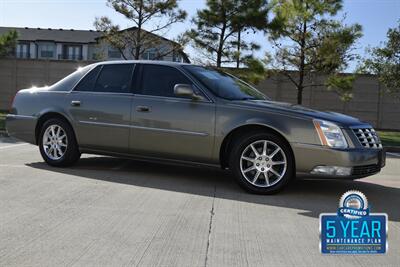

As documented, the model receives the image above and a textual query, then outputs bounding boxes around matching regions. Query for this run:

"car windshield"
[183,65,267,100]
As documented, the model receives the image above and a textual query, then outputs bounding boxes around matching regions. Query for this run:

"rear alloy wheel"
[39,118,80,167]
[42,124,68,160]
[229,132,294,194]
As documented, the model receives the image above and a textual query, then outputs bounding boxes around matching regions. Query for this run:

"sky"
[0,0,399,70]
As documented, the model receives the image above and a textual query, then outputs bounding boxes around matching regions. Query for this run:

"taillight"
[9,94,16,113]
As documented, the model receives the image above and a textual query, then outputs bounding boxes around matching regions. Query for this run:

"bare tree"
[94,0,187,60]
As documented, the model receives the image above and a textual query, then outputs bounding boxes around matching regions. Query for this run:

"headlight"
[313,120,348,148]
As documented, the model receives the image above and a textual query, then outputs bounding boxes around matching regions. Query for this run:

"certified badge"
[338,190,369,219]
[320,190,388,254]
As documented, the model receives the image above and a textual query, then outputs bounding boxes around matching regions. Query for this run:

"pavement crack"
[204,184,216,267]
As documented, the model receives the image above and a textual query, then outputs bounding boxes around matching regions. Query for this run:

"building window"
[16,43,30,58]
[172,52,183,62]
[108,47,122,59]
[38,43,55,58]
[63,45,82,60]
[142,49,162,60]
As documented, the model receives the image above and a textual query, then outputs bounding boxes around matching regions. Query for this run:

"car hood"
[232,99,368,127]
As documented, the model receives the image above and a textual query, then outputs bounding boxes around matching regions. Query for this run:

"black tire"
[38,118,81,167]
[229,131,295,194]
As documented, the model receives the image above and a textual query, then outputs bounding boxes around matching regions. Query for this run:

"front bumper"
[292,142,385,179]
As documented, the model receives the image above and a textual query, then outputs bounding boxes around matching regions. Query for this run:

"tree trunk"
[134,0,143,60]
[297,86,303,105]
[216,24,226,68]
[236,30,241,69]
[297,18,307,105]
[216,7,227,68]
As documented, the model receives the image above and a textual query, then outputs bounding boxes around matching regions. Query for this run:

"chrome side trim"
[131,124,209,136]
[79,120,208,137]
[79,120,130,128]
[6,114,36,119]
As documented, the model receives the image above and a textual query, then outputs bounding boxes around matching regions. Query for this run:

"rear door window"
[74,65,101,91]
[74,64,135,93]
[95,64,134,93]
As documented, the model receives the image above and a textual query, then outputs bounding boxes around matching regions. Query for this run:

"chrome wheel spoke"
[262,141,267,155]
[56,126,61,137]
[243,166,255,173]
[269,168,281,178]
[272,160,285,165]
[252,171,261,183]
[241,156,255,162]
[264,173,270,186]
[269,147,281,158]
[53,148,58,158]
[250,144,259,157]
[51,126,56,137]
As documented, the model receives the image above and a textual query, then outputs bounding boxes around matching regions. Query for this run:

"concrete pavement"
[0,139,399,266]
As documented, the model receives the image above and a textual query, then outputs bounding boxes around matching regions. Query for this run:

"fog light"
[311,166,352,176]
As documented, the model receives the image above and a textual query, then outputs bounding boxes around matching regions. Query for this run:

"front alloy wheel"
[229,132,294,194]
[240,140,287,187]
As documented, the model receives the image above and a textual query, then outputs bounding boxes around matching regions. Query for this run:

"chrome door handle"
[71,100,81,107]
[136,106,150,112]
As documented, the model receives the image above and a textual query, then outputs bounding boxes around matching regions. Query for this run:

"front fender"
[212,104,321,162]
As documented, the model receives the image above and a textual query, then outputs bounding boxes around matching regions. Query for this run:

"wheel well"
[219,124,295,169]
[35,112,73,144]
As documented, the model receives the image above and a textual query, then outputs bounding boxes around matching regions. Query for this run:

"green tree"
[223,57,268,84]
[267,0,362,104]
[361,21,400,94]
[0,30,18,58]
[95,0,187,60]
[230,0,269,68]
[187,0,269,67]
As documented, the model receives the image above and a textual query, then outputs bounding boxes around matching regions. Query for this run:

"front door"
[68,64,135,153]
[130,64,215,162]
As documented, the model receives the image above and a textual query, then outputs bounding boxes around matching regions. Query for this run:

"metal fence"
[1,58,399,130]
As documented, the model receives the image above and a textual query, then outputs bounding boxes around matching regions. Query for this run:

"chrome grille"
[352,128,382,148]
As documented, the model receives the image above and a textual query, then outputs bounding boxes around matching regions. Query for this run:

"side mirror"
[174,84,203,100]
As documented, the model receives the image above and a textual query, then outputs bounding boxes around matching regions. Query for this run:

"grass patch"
[378,131,400,147]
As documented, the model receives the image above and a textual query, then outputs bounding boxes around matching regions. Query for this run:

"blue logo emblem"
[320,190,388,254]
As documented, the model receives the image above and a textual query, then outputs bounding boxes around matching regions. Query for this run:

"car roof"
[93,60,193,67]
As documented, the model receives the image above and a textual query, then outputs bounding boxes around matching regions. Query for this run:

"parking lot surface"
[1,137,399,266]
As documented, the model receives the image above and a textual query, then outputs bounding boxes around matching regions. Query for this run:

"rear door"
[130,64,216,162]
[68,64,135,153]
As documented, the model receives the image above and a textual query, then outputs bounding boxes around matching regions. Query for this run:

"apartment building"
[0,26,189,63]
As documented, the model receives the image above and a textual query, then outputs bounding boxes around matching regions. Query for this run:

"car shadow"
[27,156,400,222]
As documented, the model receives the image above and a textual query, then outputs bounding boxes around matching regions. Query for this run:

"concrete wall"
[0,59,86,110]
[257,74,400,130]
[0,58,399,130]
